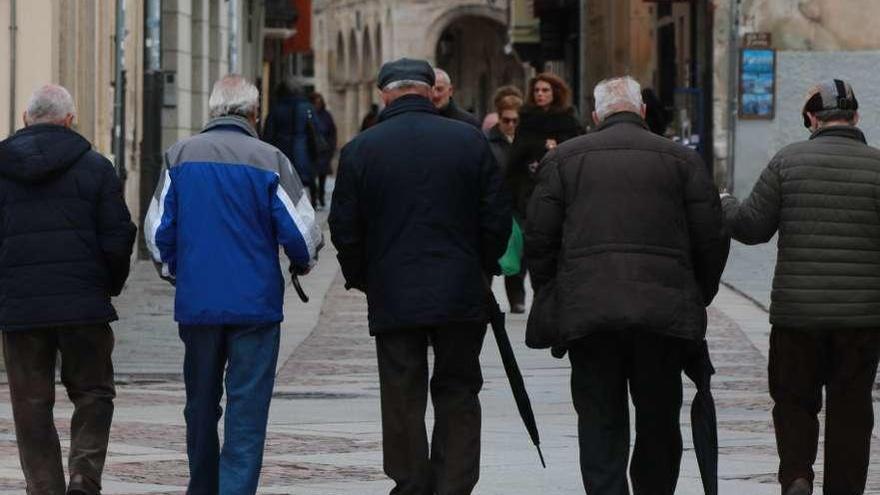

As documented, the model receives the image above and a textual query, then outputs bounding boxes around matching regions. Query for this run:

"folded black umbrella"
[487,291,546,468]
[684,340,718,495]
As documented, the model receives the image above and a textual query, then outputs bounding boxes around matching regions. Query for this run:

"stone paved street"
[0,231,879,493]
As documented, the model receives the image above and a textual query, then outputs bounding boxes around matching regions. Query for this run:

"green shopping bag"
[498,218,523,276]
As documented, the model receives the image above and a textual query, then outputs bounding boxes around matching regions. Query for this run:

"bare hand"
[545,139,558,150]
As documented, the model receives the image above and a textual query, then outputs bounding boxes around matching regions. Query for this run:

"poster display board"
[739,47,776,120]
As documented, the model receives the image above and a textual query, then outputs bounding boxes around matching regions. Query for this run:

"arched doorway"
[432,13,524,118]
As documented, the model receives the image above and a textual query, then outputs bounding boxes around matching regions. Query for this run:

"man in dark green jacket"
[722,79,880,495]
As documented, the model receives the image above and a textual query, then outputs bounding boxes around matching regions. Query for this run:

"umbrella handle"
[292,275,309,303]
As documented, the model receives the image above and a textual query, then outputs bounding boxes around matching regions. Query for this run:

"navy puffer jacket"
[0,124,137,330]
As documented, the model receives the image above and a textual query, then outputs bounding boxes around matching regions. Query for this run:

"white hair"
[593,76,643,120]
[433,68,451,85]
[209,74,259,118]
[382,80,432,92]
[25,84,76,125]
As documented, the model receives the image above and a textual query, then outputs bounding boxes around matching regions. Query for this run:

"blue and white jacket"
[144,116,323,325]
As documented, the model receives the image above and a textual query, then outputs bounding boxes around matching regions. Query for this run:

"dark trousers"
[504,257,528,307]
[769,327,880,494]
[375,324,487,495]
[569,331,686,495]
[3,325,115,495]
[317,173,328,207]
[179,323,280,495]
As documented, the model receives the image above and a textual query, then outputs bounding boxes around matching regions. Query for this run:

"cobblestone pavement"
[0,236,879,492]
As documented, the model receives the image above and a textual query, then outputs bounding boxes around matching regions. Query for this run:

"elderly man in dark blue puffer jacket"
[330,58,510,495]
[0,84,136,495]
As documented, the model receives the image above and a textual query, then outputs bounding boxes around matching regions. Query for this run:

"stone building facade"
[0,0,267,257]
[312,0,526,144]
[725,0,880,193]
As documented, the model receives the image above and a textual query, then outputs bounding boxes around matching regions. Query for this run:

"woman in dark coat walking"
[262,80,317,201]
[508,73,584,221]
[310,92,338,209]
[506,73,583,302]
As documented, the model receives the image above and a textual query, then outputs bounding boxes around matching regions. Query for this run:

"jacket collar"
[202,115,259,138]
[597,111,648,132]
[810,125,867,144]
[440,98,463,117]
[378,94,438,122]
[487,124,510,143]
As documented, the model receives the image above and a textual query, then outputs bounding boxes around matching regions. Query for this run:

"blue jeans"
[179,323,280,495]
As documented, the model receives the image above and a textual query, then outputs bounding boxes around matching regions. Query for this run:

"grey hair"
[433,68,451,85]
[594,76,643,120]
[25,84,76,125]
[382,80,432,92]
[209,74,259,118]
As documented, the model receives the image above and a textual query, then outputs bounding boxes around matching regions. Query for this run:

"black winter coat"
[525,112,728,342]
[439,99,481,129]
[486,124,513,175]
[508,105,583,220]
[0,124,137,330]
[723,126,880,330]
[329,95,511,334]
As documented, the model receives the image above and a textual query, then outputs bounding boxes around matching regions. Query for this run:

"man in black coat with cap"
[329,58,510,495]
[0,84,136,494]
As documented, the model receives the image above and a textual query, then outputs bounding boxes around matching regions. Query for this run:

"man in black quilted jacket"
[722,79,880,495]
[0,84,136,495]
[526,76,728,494]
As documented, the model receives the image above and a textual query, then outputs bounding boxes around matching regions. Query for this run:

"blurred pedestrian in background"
[482,85,524,132]
[146,74,322,495]
[432,68,482,128]
[526,76,727,494]
[487,93,528,313]
[507,73,583,300]
[722,79,880,495]
[641,87,670,136]
[263,78,320,205]
[330,58,510,495]
[361,103,380,131]
[310,92,338,210]
[0,84,136,495]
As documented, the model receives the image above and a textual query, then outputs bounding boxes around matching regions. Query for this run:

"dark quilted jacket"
[525,112,728,342]
[0,124,137,330]
[723,126,880,330]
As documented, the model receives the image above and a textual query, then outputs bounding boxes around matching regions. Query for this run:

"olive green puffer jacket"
[723,126,880,329]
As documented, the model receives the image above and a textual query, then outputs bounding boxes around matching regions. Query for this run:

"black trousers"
[569,331,687,495]
[769,327,880,494]
[375,324,487,495]
[3,325,116,495]
[317,173,328,207]
[504,257,528,308]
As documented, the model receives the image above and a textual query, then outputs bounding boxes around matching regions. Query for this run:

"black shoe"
[510,303,526,314]
[784,478,812,495]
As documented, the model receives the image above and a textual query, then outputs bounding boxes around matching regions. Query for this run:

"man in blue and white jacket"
[144,74,322,494]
